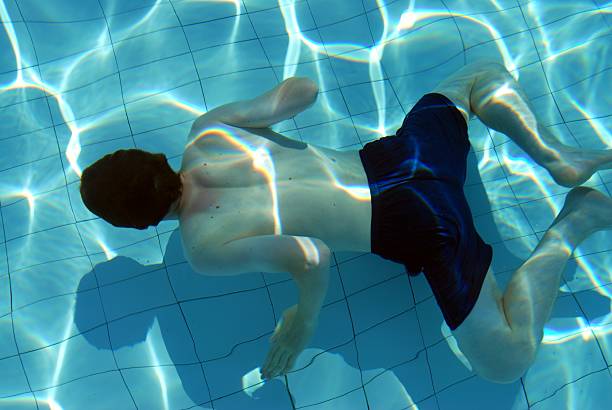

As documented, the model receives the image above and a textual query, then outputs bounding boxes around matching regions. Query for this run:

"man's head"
[79,149,182,230]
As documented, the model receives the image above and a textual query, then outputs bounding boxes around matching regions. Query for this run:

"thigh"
[451,268,515,370]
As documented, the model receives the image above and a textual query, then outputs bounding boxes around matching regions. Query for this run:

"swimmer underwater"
[79,62,612,384]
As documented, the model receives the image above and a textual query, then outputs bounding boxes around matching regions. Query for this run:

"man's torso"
[177,121,373,255]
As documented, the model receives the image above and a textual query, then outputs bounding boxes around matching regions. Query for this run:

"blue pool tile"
[6,224,86,272]
[180,287,273,361]
[99,268,176,321]
[525,0,605,40]
[17,289,103,349]
[0,356,29,397]
[0,0,21,22]
[174,0,239,26]
[45,370,137,410]
[0,127,58,174]
[573,284,612,327]
[347,274,414,334]
[516,62,554,101]
[48,73,124,125]
[0,97,53,139]
[56,114,132,155]
[21,326,116,391]
[183,15,256,51]
[0,264,8,314]
[464,30,539,68]
[0,393,37,410]
[133,119,194,159]
[0,23,37,71]
[115,27,189,71]
[271,58,338,91]
[554,66,611,123]
[120,53,199,103]
[0,152,63,201]
[464,149,507,186]
[309,300,355,351]
[201,67,278,109]
[356,309,424,382]
[293,88,349,128]
[0,312,17,359]
[167,262,265,302]
[0,72,44,108]
[259,29,323,67]
[427,339,473,392]
[489,234,537,276]
[415,295,446,346]
[202,335,272,400]
[318,14,375,50]
[337,252,406,296]
[10,256,94,311]
[109,305,198,368]
[125,82,205,134]
[566,113,612,150]
[122,363,211,410]
[388,54,465,106]
[409,273,434,304]
[193,39,271,79]
[249,0,315,37]
[437,375,528,410]
[473,205,534,244]
[298,117,360,149]
[286,342,365,409]
[561,250,612,295]
[107,2,179,43]
[98,0,161,15]
[523,295,608,404]
[308,0,364,27]
[213,378,293,410]
[455,6,528,50]
[18,0,104,21]
[529,368,612,409]
[27,20,110,64]
[351,105,406,144]
[327,48,386,88]
[465,179,518,217]
[342,80,401,116]
[363,349,435,409]
[303,388,368,410]
[2,188,76,241]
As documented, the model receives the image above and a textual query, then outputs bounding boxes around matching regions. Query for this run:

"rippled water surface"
[0,0,611,409]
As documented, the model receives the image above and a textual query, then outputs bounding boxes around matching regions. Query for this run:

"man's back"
[177,120,373,273]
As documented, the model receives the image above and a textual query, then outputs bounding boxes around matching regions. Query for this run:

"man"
[80,62,612,384]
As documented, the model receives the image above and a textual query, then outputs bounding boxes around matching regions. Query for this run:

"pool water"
[0,0,610,409]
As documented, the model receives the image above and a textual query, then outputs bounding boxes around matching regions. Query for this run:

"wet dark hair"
[79,149,182,230]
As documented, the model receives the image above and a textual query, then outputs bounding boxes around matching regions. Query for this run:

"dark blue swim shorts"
[358,93,493,330]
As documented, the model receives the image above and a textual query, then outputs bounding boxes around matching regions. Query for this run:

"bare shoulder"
[179,213,222,271]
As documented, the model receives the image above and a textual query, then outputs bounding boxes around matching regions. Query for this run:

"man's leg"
[434,62,612,187]
[502,187,612,359]
[456,187,612,384]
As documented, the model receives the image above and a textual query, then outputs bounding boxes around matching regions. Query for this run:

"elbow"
[287,77,319,101]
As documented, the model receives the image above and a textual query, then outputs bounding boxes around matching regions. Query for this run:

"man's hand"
[261,304,317,380]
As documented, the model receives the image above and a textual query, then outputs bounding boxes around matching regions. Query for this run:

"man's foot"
[552,187,612,237]
[545,147,612,188]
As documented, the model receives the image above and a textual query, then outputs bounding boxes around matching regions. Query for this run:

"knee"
[473,339,537,384]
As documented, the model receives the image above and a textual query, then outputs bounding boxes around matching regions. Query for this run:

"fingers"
[262,347,291,380]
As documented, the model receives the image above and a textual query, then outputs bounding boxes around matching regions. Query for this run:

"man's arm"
[188,234,331,323]
[193,77,319,130]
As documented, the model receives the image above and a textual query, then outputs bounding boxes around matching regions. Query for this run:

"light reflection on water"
[0,0,610,409]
